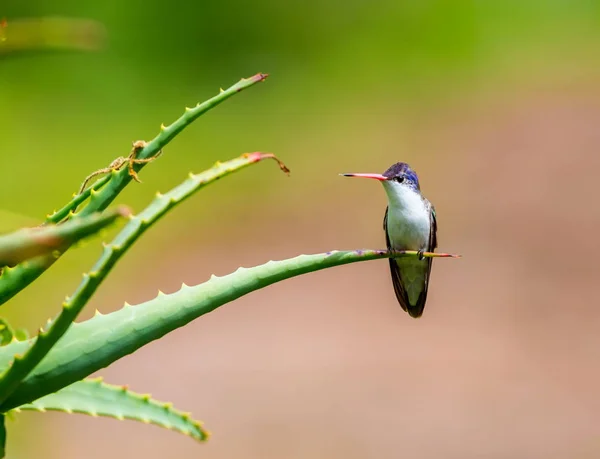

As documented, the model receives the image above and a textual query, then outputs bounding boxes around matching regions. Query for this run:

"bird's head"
[341,162,420,192]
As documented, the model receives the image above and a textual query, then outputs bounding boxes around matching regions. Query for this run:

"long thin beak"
[340,173,388,181]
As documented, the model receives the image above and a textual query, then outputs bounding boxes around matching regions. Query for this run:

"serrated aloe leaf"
[0,74,269,306]
[0,153,287,407]
[0,207,129,268]
[14,378,208,442]
[0,249,459,411]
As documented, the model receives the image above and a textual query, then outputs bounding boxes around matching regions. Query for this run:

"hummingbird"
[342,162,437,318]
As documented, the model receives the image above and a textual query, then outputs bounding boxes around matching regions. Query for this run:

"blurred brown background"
[2,1,600,458]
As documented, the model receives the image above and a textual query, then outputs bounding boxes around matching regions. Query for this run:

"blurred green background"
[2,1,600,458]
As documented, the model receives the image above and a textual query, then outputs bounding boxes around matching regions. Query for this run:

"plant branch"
[0,248,459,410]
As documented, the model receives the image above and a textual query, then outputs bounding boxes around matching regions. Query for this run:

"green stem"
[0,248,459,410]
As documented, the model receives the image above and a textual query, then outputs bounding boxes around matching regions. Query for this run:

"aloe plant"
[0,73,458,457]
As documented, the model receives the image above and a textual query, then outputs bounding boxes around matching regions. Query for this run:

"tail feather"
[388,259,428,318]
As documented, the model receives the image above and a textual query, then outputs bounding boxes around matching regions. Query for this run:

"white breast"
[383,182,430,250]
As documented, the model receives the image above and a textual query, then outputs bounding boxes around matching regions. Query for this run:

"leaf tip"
[247,152,290,175]
[251,73,269,82]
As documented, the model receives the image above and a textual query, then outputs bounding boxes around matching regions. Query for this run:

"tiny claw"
[417,250,425,260]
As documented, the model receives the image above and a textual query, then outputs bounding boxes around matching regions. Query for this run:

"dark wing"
[427,205,438,274]
[384,207,411,315]
[383,205,437,318]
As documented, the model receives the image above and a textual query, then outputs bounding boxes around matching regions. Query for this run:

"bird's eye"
[395,176,405,183]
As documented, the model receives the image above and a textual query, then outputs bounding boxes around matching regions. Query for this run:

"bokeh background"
[2,1,600,458]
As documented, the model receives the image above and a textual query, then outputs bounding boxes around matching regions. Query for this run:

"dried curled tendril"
[78,141,162,194]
